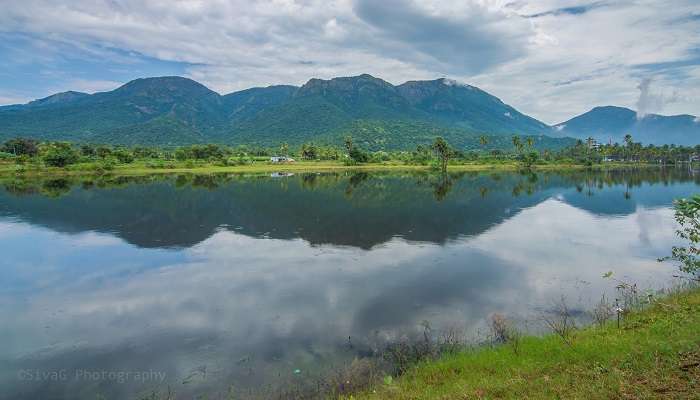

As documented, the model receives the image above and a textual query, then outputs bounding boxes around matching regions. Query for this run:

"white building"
[270,156,295,163]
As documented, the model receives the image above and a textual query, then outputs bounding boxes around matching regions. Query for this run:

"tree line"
[1,134,698,170]
[560,134,700,164]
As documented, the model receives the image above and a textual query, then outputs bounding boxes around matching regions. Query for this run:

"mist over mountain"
[0,75,696,149]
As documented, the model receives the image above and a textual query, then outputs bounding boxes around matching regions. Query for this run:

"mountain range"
[0,74,697,148]
[554,106,699,146]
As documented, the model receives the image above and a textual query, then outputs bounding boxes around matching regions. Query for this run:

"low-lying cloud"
[635,77,681,119]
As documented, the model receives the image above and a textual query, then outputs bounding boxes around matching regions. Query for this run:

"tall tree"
[2,138,39,156]
[479,135,489,148]
[431,136,453,173]
[301,143,317,160]
[624,134,633,161]
[344,135,354,153]
[526,137,534,149]
[512,136,523,154]
[660,195,700,279]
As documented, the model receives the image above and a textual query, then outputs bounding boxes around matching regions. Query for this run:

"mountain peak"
[589,105,635,114]
[557,105,699,145]
[438,78,476,89]
[27,91,89,107]
[114,76,217,98]
[301,73,389,87]
[297,74,396,98]
[397,78,503,106]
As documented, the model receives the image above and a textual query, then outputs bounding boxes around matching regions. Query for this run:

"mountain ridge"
[555,105,699,145]
[1,74,696,148]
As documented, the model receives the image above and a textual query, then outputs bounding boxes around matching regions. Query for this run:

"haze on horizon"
[0,0,699,124]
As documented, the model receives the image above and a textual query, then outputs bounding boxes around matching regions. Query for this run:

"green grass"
[347,288,700,400]
[0,159,648,178]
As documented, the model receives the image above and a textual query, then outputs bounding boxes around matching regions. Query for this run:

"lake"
[0,168,697,399]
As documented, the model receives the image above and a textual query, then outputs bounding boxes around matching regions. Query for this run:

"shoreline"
[0,161,670,178]
[344,287,700,399]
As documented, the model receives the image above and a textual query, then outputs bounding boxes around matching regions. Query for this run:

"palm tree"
[623,134,633,146]
[526,137,534,149]
[479,135,489,148]
[344,135,353,153]
[623,134,633,161]
[431,136,452,173]
[511,136,522,154]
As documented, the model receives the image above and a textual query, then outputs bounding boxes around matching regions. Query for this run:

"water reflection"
[1,168,696,250]
[0,167,697,399]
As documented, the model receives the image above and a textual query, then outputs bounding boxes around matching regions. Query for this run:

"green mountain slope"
[0,77,225,145]
[555,106,700,145]
[222,85,297,122]
[397,79,549,135]
[228,75,560,149]
[1,74,565,149]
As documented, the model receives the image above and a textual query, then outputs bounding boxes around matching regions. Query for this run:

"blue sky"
[0,0,699,124]
[0,32,188,100]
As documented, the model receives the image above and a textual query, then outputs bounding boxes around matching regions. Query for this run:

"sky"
[0,0,699,124]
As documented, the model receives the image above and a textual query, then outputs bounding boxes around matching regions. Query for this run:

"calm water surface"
[0,168,697,399]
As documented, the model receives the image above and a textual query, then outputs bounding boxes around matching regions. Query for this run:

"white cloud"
[635,77,681,118]
[0,95,30,105]
[61,79,122,94]
[0,0,698,122]
[467,0,700,122]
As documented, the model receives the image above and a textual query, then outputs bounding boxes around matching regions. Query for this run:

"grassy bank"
[346,288,700,400]
[0,159,658,178]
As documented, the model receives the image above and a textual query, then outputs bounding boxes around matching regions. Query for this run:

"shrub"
[349,148,369,163]
[591,295,614,328]
[42,143,79,167]
[661,195,700,279]
[112,149,135,164]
[16,155,32,165]
[1,138,39,156]
[541,296,577,345]
[146,161,175,169]
[520,151,540,168]
[96,146,113,158]
[91,160,115,175]
[489,313,523,354]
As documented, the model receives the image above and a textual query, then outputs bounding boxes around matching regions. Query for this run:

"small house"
[270,156,295,163]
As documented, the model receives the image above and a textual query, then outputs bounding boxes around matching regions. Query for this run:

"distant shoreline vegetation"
[1,135,699,176]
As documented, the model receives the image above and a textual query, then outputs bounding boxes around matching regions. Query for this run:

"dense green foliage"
[663,195,700,278]
[2,75,696,150]
[41,142,79,167]
[1,137,39,156]
[431,137,452,172]
[1,134,698,173]
[0,75,576,149]
[560,135,700,165]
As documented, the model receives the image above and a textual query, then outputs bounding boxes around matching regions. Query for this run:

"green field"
[0,159,654,178]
